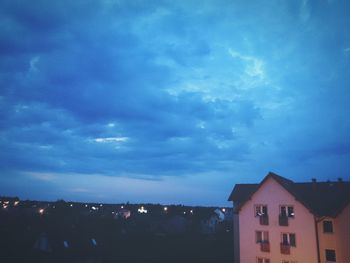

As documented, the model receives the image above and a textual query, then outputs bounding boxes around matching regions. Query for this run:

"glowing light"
[222,208,226,213]
[91,206,98,211]
[100,204,103,207]
[190,210,193,214]
[14,201,19,206]
[70,204,73,207]
[138,206,148,214]
[121,206,124,209]
[4,201,9,205]
[164,207,168,211]
[39,209,44,214]
[3,204,8,209]
[183,211,186,214]
[85,204,88,207]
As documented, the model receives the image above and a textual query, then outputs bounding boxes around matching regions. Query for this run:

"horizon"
[1,0,350,206]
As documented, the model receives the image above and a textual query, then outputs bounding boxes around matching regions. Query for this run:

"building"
[228,172,350,263]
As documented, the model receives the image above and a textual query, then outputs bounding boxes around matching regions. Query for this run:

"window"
[255,205,268,216]
[325,249,336,262]
[323,220,333,233]
[281,233,296,247]
[257,257,270,263]
[256,231,269,243]
[280,205,294,217]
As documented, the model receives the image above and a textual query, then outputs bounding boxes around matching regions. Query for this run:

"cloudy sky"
[1,0,350,206]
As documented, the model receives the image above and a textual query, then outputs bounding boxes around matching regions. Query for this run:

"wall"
[238,177,318,263]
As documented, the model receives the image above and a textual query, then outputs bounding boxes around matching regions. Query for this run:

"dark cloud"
[1,0,350,204]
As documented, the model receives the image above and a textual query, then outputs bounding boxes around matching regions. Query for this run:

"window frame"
[323,220,334,233]
[325,249,336,262]
[256,230,269,243]
[281,232,296,247]
[255,204,268,217]
[257,257,270,263]
[280,205,295,218]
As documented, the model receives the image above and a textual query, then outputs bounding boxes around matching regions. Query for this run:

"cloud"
[1,0,350,204]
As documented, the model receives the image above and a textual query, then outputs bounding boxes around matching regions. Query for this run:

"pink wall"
[335,203,350,263]
[317,203,350,263]
[238,177,318,263]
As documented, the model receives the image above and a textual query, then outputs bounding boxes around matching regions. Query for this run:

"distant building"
[228,172,350,263]
[200,209,224,234]
[115,208,131,219]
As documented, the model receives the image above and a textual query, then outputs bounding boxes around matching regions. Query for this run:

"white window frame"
[256,230,269,243]
[281,232,296,247]
[255,204,268,217]
[257,257,270,263]
[280,205,295,217]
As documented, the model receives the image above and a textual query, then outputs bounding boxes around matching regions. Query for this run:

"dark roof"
[228,172,350,217]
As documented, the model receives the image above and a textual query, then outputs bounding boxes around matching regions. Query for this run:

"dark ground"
[0,201,234,263]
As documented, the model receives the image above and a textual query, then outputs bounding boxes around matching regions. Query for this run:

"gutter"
[314,216,321,263]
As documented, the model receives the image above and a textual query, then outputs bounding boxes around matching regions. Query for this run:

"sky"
[1,0,350,206]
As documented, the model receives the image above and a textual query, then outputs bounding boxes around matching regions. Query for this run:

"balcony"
[279,215,288,226]
[259,215,269,225]
[260,241,270,252]
[280,243,291,254]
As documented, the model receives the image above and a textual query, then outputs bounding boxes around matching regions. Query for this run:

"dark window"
[280,205,294,217]
[281,206,287,217]
[257,258,270,263]
[287,206,294,217]
[256,231,269,243]
[255,205,268,216]
[281,233,296,246]
[323,220,333,233]
[289,233,296,247]
[325,249,336,262]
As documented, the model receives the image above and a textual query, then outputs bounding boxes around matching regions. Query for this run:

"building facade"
[228,172,350,263]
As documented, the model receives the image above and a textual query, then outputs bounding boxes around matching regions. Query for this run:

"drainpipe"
[314,216,321,263]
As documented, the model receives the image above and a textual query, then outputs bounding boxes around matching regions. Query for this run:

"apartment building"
[228,172,350,263]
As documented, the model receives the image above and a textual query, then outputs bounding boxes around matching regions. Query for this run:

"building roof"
[228,172,350,217]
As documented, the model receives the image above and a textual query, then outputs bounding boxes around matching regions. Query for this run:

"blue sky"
[1,0,350,206]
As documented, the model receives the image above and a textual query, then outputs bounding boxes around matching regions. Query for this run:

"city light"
[222,208,226,213]
[138,206,148,213]
[39,208,44,214]
[164,206,168,211]
[14,201,19,206]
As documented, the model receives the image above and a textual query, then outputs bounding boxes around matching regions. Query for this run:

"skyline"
[1,0,350,206]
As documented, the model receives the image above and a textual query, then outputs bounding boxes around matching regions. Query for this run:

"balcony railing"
[279,215,288,226]
[259,215,269,225]
[260,242,270,252]
[280,243,291,254]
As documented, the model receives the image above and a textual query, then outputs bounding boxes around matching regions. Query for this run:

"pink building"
[228,172,350,263]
